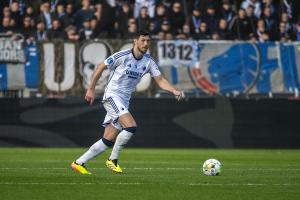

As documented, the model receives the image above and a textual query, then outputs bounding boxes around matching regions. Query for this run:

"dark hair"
[134,30,151,39]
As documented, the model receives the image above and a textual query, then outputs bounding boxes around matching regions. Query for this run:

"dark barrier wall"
[0,98,300,148]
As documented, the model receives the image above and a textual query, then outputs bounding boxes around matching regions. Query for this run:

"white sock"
[76,139,109,165]
[109,130,133,161]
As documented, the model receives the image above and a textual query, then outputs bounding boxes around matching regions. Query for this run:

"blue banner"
[158,41,300,95]
[0,39,39,90]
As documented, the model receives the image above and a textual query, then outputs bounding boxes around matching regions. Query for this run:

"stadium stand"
[0,0,300,42]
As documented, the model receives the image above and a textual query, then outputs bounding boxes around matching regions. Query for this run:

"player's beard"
[138,45,148,54]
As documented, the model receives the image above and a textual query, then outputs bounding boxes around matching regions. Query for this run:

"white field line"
[0,182,298,186]
[0,167,194,170]
[0,160,172,163]
[188,183,298,186]
[0,167,300,171]
[0,182,142,185]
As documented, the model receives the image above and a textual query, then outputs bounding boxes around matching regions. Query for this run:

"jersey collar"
[131,48,143,60]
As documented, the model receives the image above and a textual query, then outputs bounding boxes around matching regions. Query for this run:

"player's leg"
[75,124,119,164]
[71,124,119,174]
[101,96,135,173]
[106,113,137,173]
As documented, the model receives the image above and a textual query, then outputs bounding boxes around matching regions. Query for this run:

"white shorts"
[102,96,129,130]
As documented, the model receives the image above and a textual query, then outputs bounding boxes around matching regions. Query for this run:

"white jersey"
[103,48,161,105]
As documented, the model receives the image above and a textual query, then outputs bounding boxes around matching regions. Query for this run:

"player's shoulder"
[144,53,158,65]
[105,49,132,65]
[144,53,152,59]
[112,48,132,60]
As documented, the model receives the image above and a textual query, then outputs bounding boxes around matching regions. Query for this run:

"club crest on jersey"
[126,69,142,79]
[107,57,114,65]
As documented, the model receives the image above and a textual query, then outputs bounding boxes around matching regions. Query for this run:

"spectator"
[24,5,36,20]
[168,1,185,35]
[241,0,262,18]
[10,0,29,15]
[262,0,277,18]
[54,3,66,19]
[1,17,14,35]
[134,0,156,18]
[274,22,293,42]
[10,1,22,26]
[280,12,293,32]
[249,32,257,43]
[189,7,203,35]
[211,32,221,40]
[3,6,11,19]
[9,18,17,33]
[229,8,253,40]
[137,6,151,31]
[73,0,94,30]
[280,0,292,19]
[35,20,48,41]
[256,19,270,42]
[192,22,210,40]
[19,15,35,39]
[176,24,192,40]
[7,0,26,15]
[245,5,257,35]
[66,25,80,41]
[148,20,158,37]
[28,0,42,15]
[39,2,55,30]
[79,18,94,40]
[262,6,277,40]
[220,0,235,24]
[47,18,67,39]
[152,3,168,34]
[93,0,116,38]
[0,1,10,16]
[116,2,132,38]
[125,17,138,39]
[59,3,74,28]
[203,4,219,34]
[157,19,173,40]
[218,18,232,40]
[53,3,70,30]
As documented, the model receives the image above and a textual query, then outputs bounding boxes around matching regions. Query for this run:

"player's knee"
[124,126,137,133]
[101,137,114,147]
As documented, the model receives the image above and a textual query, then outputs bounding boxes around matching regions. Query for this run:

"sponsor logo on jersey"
[125,69,143,79]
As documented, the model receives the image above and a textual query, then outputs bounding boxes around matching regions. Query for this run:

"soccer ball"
[202,159,221,176]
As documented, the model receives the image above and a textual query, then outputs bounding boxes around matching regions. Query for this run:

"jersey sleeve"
[104,49,131,69]
[103,55,117,69]
[149,59,161,77]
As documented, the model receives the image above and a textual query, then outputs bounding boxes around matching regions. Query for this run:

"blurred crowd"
[1,0,300,42]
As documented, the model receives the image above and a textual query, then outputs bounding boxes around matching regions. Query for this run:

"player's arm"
[85,63,107,105]
[153,75,184,101]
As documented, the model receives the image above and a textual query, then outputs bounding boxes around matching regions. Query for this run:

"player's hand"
[173,90,185,101]
[85,88,95,105]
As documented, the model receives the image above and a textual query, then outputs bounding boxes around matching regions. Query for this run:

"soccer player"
[71,30,184,174]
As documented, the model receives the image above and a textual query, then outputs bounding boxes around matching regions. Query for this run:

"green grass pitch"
[0,148,299,200]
